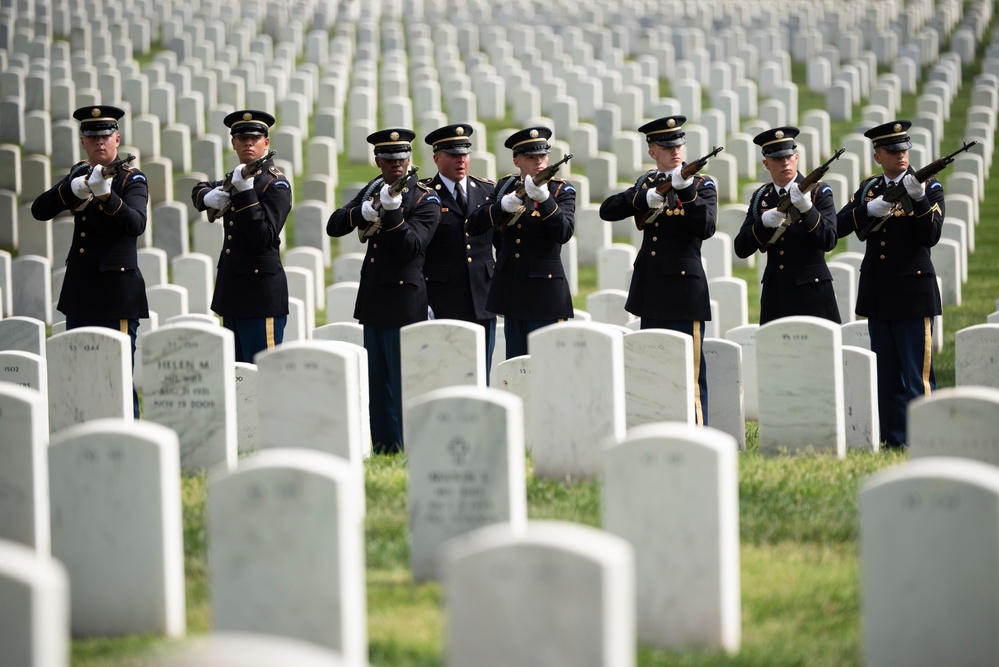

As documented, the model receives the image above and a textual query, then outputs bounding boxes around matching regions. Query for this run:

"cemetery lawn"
[72,442,908,667]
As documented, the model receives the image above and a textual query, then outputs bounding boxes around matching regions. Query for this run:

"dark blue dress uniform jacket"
[192,159,291,318]
[421,173,497,321]
[467,175,575,321]
[836,170,944,320]
[31,161,150,320]
[734,176,841,325]
[599,170,716,321]
[327,174,441,328]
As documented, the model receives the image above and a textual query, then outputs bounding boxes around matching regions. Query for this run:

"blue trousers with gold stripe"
[641,318,708,427]
[222,316,286,364]
[364,325,403,454]
[868,317,935,448]
[66,317,140,419]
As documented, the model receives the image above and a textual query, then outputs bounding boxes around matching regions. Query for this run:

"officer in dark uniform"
[467,126,575,360]
[326,128,441,454]
[192,109,291,363]
[421,123,498,381]
[31,104,148,418]
[598,115,716,426]
[837,120,944,449]
[734,126,841,325]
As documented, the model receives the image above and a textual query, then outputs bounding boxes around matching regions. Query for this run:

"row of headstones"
[7,382,999,665]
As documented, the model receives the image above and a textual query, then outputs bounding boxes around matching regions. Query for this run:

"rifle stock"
[494,153,573,232]
[635,146,723,230]
[855,140,978,241]
[761,148,845,251]
[207,150,277,222]
[358,166,419,243]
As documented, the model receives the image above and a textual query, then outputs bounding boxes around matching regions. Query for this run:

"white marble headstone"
[0,315,46,356]
[0,384,49,553]
[49,419,185,637]
[140,323,236,472]
[156,632,351,667]
[405,387,526,581]
[46,327,132,432]
[603,423,740,652]
[234,362,258,455]
[0,350,47,398]
[209,449,367,663]
[755,317,845,456]
[955,324,999,390]
[529,322,626,478]
[861,457,999,667]
[0,538,69,667]
[703,338,745,450]
[909,387,999,465]
[443,521,635,667]
[400,319,486,409]
[723,324,759,420]
[622,329,695,427]
[842,346,880,451]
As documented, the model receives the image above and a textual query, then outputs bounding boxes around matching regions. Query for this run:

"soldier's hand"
[646,188,665,208]
[788,182,813,213]
[523,175,550,203]
[70,175,91,199]
[867,196,894,218]
[379,184,402,210]
[501,192,524,213]
[761,208,784,229]
[668,166,694,190]
[361,199,379,222]
[231,165,255,192]
[203,186,230,211]
[87,165,113,197]
[902,174,926,200]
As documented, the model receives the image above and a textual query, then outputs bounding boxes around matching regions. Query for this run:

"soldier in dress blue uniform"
[327,128,441,454]
[467,126,575,360]
[837,120,944,449]
[599,115,716,426]
[734,126,841,326]
[31,104,148,418]
[192,110,292,363]
[421,123,498,381]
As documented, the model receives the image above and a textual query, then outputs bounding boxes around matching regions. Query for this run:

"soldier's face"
[874,147,909,180]
[649,144,684,172]
[513,153,548,177]
[433,151,470,183]
[762,152,798,185]
[80,131,120,165]
[232,134,269,164]
[376,156,411,182]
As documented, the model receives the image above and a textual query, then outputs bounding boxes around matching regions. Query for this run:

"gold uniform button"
[99,205,104,211]
[516,224,522,229]
[814,278,819,283]
[373,243,378,249]
[399,280,404,285]
[654,222,660,228]
[82,216,87,221]
[369,257,375,263]
[680,270,686,275]
[547,274,552,279]
[227,235,232,240]
[79,248,85,253]
[652,236,658,242]
[881,241,886,246]
[467,257,472,263]
[80,232,86,238]
[466,244,471,250]
[229,221,234,227]
[465,232,470,237]
[879,254,885,260]
[779,264,784,269]
[120,267,125,272]
[225,249,230,254]
[254,269,259,274]
[916,270,922,275]
[515,253,521,259]
[779,250,785,255]
[515,238,521,244]
[650,251,656,257]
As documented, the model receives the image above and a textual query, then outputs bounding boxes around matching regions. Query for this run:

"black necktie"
[778,187,787,198]
[887,180,895,189]
[454,181,466,211]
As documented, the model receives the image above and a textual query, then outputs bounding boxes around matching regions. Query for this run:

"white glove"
[87,165,112,197]
[867,196,894,219]
[501,192,524,213]
[669,166,694,190]
[761,208,785,229]
[203,186,230,210]
[523,175,550,203]
[70,175,91,199]
[902,173,925,200]
[361,199,379,222]
[646,187,665,208]
[379,184,402,210]
[788,182,812,213]
[231,164,255,192]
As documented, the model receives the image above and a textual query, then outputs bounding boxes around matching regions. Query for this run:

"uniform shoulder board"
[469,174,495,186]
[415,179,434,192]
[268,165,285,178]
[549,176,567,183]
[419,176,434,185]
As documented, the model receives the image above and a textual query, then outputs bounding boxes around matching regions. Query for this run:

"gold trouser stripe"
[921,317,933,395]
[692,321,704,426]
[118,319,128,334]
[265,318,276,349]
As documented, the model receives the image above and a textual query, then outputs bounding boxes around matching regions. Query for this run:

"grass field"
[57,14,999,667]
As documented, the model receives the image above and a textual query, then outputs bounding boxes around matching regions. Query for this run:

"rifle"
[762,147,846,251]
[207,149,276,222]
[635,146,723,230]
[856,140,978,241]
[494,153,573,232]
[358,165,419,243]
[73,153,137,210]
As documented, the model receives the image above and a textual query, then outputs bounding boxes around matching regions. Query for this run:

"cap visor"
[376,150,412,160]
[881,141,912,152]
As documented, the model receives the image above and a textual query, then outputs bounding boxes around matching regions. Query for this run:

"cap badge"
[893,123,902,132]
[775,130,784,139]
[91,108,101,117]
[456,127,464,135]
[243,112,252,121]
[390,131,400,141]
[529,129,539,139]
[667,119,676,128]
